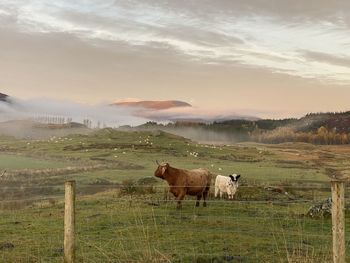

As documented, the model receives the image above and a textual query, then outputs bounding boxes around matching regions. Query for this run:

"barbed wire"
[78,229,332,239]
[0,195,64,203]
[0,194,338,203]
[0,195,344,203]
[0,184,340,189]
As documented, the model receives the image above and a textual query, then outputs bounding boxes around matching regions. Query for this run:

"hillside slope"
[135,112,350,144]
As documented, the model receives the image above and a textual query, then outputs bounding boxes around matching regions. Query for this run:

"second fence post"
[64,180,76,263]
[331,180,345,263]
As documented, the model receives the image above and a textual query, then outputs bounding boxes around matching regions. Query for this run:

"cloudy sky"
[1,0,350,118]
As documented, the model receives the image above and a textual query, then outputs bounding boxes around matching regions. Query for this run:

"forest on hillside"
[137,112,350,145]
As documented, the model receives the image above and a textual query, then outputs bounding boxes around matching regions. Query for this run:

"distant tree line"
[251,126,350,145]
[34,116,72,125]
[138,112,350,145]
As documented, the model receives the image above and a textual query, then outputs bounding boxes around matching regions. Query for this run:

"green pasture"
[0,155,66,170]
[0,129,349,262]
[0,190,341,263]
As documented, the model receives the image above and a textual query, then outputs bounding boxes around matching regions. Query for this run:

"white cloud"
[0,9,10,16]
[1,0,350,84]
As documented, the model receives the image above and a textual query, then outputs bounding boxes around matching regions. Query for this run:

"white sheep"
[215,174,241,199]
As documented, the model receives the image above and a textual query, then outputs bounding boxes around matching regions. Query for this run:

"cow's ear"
[236,175,241,180]
[229,175,234,181]
[161,166,167,175]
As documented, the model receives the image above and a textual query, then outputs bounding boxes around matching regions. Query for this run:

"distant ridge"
[0,93,9,103]
[113,100,192,110]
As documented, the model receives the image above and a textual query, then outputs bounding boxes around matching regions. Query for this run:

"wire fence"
[0,182,348,262]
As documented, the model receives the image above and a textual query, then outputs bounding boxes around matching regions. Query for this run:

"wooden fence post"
[331,180,345,263]
[64,181,76,263]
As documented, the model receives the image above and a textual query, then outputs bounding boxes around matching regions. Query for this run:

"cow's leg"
[176,191,186,209]
[219,191,223,199]
[195,195,201,207]
[203,187,209,207]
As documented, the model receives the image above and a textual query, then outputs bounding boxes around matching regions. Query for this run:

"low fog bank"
[0,96,303,143]
[0,120,243,143]
[0,96,256,142]
[0,97,148,128]
[166,127,245,144]
[125,126,248,145]
[138,106,260,123]
[0,120,93,139]
[0,97,152,138]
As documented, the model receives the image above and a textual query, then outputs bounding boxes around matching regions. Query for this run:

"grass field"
[0,129,349,262]
[0,155,67,170]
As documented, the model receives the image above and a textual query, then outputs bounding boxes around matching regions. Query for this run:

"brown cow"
[154,162,212,209]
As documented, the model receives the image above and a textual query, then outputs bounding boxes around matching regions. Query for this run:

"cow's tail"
[208,171,216,187]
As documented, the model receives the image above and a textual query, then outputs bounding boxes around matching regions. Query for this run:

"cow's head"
[229,174,241,183]
[154,161,169,179]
